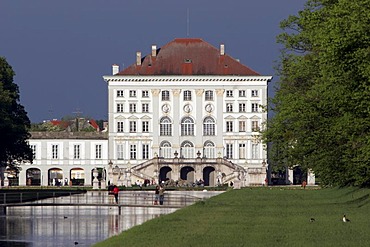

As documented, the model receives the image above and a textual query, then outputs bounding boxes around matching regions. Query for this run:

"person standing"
[159,186,165,205]
[108,184,114,203]
[113,185,120,204]
[302,180,307,189]
[154,185,160,205]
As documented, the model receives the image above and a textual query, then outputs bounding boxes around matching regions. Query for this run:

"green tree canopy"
[263,0,370,186]
[0,57,33,167]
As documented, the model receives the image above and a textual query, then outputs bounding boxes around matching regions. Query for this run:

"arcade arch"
[159,166,172,183]
[48,168,63,186]
[26,168,41,186]
[70,168,85,186]
[203,166,216,186]
[180,166,195,183]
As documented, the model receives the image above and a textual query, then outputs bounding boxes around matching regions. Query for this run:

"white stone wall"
[20,137,108,186]
[104,75,270,185]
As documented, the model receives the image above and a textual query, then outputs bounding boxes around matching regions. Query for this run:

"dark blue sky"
[0,0,305,123]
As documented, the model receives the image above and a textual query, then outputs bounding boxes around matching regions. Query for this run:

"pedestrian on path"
[302,180,307,189]
[154,185,160,205]
[113,185,120,204]
[159,186,165,205]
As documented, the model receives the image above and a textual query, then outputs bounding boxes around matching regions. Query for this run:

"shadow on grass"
[345,193,370,208]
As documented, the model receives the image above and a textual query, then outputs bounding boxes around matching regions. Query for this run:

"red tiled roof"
[117,38,260,76]
[88,119,100,131]
[50,120,69,129]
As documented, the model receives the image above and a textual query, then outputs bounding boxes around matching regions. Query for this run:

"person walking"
[159,186,165,205]
[113,185,120,204]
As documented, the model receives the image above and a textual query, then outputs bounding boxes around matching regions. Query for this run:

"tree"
[263,0,370,186]
[0,57,33,169]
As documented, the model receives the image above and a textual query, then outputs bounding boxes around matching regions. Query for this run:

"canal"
[0,190,222,246]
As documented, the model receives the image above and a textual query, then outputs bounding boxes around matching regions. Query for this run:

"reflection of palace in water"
[5,38,313,188]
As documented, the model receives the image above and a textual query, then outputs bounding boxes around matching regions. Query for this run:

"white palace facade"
[10,38,274,188]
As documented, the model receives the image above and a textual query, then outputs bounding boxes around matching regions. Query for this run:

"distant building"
[13,38,271,187]
[20,131,108,186]
[103,38,272,187]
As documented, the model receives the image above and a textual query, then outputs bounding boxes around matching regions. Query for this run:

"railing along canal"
[0,191,205,215]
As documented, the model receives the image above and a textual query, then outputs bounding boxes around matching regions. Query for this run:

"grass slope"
[93,187,370,247]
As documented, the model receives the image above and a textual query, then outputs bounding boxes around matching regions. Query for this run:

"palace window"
[129,103,137,113]
[181,117,194,136]
[130,144,137,160]
[117,103,124,113]
[205,90,214,101]
[226,90,233,97]
[226,144,233,159]
[129,121,137,133]
[142,121,149,133]
[226,121,233,132]
[142,144,149,159]
[181,141,194,158]
[52,145,58,159]
[203,141,215,158]
[252,120,259,131]
[239,143,246,159]
[252,144,259,159]
[117,90,124,97]
[74,145,80,159]
[239,90,246,97]
[30,145,36,159]
[160,117,172,136]
[129,90,136,97]
[95,144,102,159]
[251,103,259,112]
[142,103,149,113]
[184,90,192,101]
[203,117,215,136]
[251,90,259,97]
[226,103,233,112]
[160,141,172,158]
[142,90,149,98]
[117,144,124,160]
[239,103,246,112]
[117,121,124,132]
[239,120,246,132]
[162,90,170,101]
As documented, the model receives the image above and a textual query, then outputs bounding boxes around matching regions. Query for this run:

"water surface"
[0,190,222,246]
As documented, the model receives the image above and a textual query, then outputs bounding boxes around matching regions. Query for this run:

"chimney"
[136,51,142,66]
[151,44,157,57]
[112,64,119,75]
[220,44,225,56]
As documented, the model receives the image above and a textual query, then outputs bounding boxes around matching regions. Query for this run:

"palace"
[11,38,273,188]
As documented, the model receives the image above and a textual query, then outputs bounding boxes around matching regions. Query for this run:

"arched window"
[160,141,172,158]
[203,117,215,136]
[203,141,215,158]
[181,141,194,158]
[160,117,172,136]
[181,117,194,136]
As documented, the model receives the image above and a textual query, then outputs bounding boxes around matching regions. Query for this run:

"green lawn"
[93,187,370,247]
